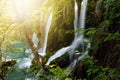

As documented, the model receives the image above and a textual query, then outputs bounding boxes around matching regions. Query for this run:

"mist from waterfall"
[46,0,89,66]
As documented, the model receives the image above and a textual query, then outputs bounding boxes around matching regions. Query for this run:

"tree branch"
[24,31,45,69]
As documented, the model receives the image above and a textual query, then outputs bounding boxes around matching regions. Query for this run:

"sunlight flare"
[4,0,36,21]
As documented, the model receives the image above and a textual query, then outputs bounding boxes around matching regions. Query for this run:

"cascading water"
[32,12,53,57]
[46,46,70,65]
[39,13,53,56]
[46,0,89,67]
[74,0,78,39]
[77,0,89,59]
[79,0,88,29]
[70,0,88,67]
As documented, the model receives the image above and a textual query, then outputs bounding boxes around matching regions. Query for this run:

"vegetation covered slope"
[0,0,120,80]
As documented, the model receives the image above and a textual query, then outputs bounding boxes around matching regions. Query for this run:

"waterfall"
[42,13,53,55]
[46,0,89,66]
[72,0,89,51]
[74,0,78,39]
[38,13,53,57]
[46,46,70,65]
[70,0,88,69]
[79,0,88,29]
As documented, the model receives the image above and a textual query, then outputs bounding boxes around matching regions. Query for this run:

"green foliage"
[85,28,98,42]
[103,0,120,20]
[0,60,16,80]
[84,1,120,79]
[85,28,97,36]
[0,12,25,60]
[28,61,70,80]
[81,55,120,80]
[49,66,70,80]
[85,20,119,52]
[30,59,42,75]
[104,32,120,42]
